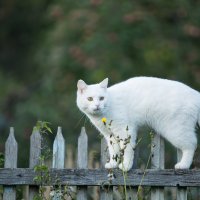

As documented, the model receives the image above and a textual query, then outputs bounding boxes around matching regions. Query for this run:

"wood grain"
[151,134,164,200]
[29,127,41,200]
[77,127,88,200]
[3,127,18,200]
[0,168,200,187]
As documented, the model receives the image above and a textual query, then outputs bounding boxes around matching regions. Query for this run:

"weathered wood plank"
[0,168,200,186]
[29,127,42,168]
[3,127,18,200]
[100,138,108,169]
[151,134,165,169]
[127,143,139,200]
[29,127,41,200]
[52,127,65,200]
[177,149,187,200]
[53,127,65,169]
[77,127,87,169]
[151,134,165,200]
[100,138,113,200]
[77,127,88,200]
[4,128,18,168]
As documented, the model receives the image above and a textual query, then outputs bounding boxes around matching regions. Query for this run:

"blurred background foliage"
[0,0,200,167]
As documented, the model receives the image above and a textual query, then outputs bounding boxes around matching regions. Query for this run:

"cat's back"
[108,76,200,99]
[109,77,179,92]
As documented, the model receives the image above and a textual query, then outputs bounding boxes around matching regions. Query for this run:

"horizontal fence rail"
[0,168,200,187]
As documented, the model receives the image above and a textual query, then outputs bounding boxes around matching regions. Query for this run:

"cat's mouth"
[93,108,100,111]
[91,108,102,115]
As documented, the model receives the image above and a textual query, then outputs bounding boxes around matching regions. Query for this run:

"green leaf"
[44,124,52,134]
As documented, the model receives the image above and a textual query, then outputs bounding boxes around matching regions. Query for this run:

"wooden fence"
[1,126,200,200]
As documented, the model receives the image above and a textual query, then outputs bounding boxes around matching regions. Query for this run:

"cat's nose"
[94,105,100,111]
[96,105,100,109]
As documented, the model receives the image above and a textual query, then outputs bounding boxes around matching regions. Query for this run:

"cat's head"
[76,78,108,116]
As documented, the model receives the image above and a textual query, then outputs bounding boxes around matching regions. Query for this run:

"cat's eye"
[87,97,93,101]
[99,96,104,101]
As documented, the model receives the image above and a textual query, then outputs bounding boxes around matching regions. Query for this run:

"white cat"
[76,77,200,171]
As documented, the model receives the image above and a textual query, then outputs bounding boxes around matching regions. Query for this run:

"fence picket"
[29,127,41,200]
[53,127,65,168]
[3,127,18,200]
[100,138,113,200]
[127,187,138,200]
[52,126,65,200]
[77,127,88,200]
[177,149,187,200]
[127,147,139,200]
[151,134,165,200]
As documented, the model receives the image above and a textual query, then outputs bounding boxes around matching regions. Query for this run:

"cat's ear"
[99,78,108,89]
[77,80,87,93]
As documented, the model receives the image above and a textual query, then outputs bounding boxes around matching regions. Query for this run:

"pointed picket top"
[77,127,88,169]
[79,127,87,141]
[55,126,64,141]
[30,126,41,140]
[5,127,17,147]
[9,127,14,135]
[29,126,41,168]
[4,127,18,168]
[52,126,65,168]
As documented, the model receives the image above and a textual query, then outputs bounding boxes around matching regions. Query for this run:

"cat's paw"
[105,161,118,169]
[118,162,132,172]
[175,162,190,169]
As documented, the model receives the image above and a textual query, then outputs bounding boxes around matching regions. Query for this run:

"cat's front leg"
[105,136,120,169]
[118,134,136,172]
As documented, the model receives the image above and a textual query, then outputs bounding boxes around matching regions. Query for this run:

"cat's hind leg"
[163,127,197,169]
[175,149,195,169]
[173,131,197,169]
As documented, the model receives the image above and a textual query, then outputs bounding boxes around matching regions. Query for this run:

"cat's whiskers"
[74,113,86,128]
[84,116,89,127]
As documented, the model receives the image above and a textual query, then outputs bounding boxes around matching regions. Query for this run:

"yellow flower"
[102,117,107,124]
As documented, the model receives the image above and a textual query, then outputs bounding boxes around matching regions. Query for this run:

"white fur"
[77,77,200,171]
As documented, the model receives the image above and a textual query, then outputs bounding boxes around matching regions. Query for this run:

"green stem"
[122,167,128,200]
